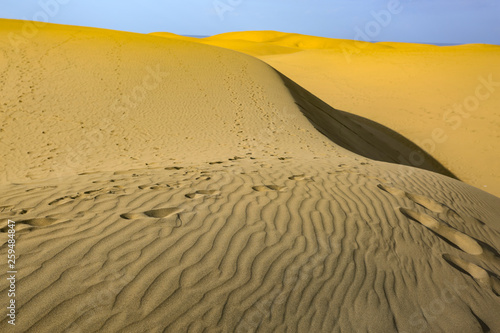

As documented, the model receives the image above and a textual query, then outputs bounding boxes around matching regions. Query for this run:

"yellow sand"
[177,31,500,197]
[1,20,500,332]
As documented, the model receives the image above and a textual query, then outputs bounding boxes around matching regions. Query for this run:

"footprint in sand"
[0,207,30,217]
[17,217,58,227]
[378,183,446,214]
[113,169,147,176]
[185,190,221,199]
[120,207,184,227]
[48,194,81,206]
[252,185,287,192]
[48,186,126,206]
[0,223,32,235]
[138,183,177,190]
[404,192,446,214]
[399,207,500,294]
[0,216,60,234]
[24,185,57,193]
[165,166,183,170]
[0,205,14,212]
[288,174,312,181]
[442,254,500,297]
[400,207,500,265]
[399,208,484,255]
[378,183,485,225]
[378,183,500,295]
[378,184,410,199]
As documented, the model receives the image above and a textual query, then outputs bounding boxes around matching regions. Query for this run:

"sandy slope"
[190,31,500,197]
[1,20,500,332]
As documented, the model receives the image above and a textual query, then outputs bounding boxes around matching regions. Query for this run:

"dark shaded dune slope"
[278,71,458,179]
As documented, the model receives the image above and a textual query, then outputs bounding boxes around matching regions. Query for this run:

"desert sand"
[173,31,500,197]
[1,20,500,332]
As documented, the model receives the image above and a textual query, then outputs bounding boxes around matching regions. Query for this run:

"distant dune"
[1,20,500,332]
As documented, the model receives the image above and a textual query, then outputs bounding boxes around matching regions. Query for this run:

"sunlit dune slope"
[1,21,453,185]
[182,31,500,197]
[1,20,500,333]
[1,21,343,184]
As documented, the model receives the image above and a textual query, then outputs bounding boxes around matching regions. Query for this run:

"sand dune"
[1,20,500,332]
[190,31,500,197]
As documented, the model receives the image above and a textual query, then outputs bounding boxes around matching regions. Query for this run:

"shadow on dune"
[277,71,458,180]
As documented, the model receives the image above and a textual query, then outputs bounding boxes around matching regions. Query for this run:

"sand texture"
[1,20,500,332]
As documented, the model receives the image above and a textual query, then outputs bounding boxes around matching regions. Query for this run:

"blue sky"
[0,0,499,44]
